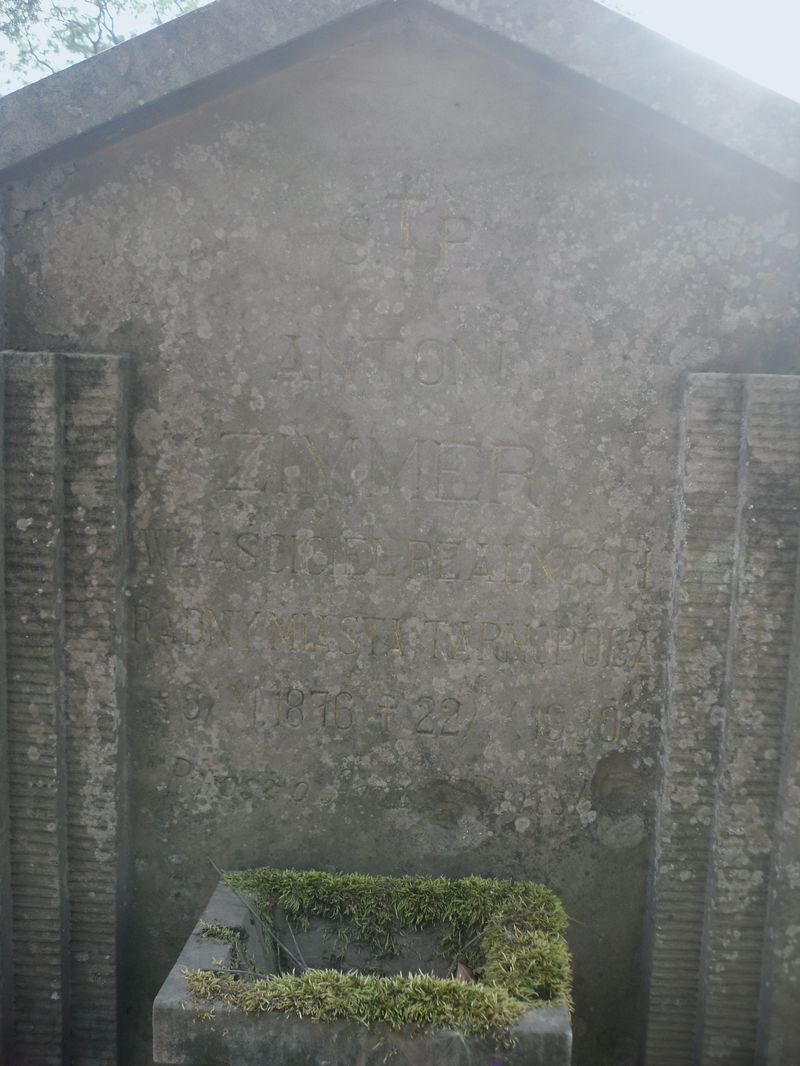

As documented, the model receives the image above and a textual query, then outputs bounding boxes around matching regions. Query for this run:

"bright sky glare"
[597,0,800,102]
[1,0,799,104]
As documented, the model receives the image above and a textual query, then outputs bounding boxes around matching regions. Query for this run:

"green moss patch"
[185,867,571,1043]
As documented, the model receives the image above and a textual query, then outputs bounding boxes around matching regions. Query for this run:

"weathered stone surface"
[647,374,800,1066]
[0,359,11,1066]
[760,548,800,1066]
[2,0,799,184]
[0,351,128,1065]
[2,352,68,1065]
[152,881,573,1066]
[62,355,129,1064]
[645,374,744,1064]
[0,2,798,1065]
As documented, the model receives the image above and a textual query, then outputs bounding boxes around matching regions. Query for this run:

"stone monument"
[0,1,798,1064]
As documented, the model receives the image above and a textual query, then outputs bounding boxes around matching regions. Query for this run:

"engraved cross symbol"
[376,695,397,732]
[386,173,427,203]
[387,173,427,246]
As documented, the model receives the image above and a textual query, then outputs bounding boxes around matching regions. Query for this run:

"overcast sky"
[597,0,800,102]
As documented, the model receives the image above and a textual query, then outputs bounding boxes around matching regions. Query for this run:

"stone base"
[153,881,572,1066]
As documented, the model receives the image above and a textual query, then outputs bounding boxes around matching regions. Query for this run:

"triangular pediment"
[0,0,798,187]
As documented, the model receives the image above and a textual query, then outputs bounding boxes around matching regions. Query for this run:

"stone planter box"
[153,878,572,1066]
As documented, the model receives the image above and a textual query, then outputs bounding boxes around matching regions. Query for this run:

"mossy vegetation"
[199,921,254,973]
[184,867,572,1043]
[199,920,243,949]
[185,967,533,1041]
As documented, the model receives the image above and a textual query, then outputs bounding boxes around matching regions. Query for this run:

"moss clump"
[225,868,568,970]
[200,921,243,950]
[184,968,530,1042]
[187,867,571,1043]
[199,921,254,973]
[481,921,573,1003]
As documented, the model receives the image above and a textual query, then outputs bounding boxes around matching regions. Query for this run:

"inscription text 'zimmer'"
[219,431,535,503]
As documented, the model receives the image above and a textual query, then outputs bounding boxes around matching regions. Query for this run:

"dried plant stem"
[207,858,306,972]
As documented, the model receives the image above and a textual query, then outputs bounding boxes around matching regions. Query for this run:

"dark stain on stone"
[591,752,647,816]
[419,779,486,828]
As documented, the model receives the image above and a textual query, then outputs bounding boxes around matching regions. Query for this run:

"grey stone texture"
[0,352,128,1063]
[2,0,799,183]
[647,375,800,1066]
[2,353,68,1064]
[0,1,798,1064]
[152,881,572,1065]
[760,542,800,1066]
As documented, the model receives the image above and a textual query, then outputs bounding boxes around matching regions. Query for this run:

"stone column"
[0,351,128,1066]
[647,373,800,1066]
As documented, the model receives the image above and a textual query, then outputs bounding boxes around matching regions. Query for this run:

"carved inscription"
[217,431,535,503]
[165,683,627,746]
[528,702,623,746]
[141,526,649,592]
[335,175,474,266]
[166,756,309,807]
[139,171,657,853]
[227,683,475,737]
[132,604,655,669]
[269,331,507,387]
[275,333,353,379]
[426,619,653,667]
[267,613,406,657]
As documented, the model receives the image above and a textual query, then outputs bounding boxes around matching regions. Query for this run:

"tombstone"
[0,1,798,1064]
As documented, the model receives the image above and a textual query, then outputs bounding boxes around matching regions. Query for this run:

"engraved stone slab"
[2,5,799,1066]
[647,374,800,1066]
[114,18,665,1060]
